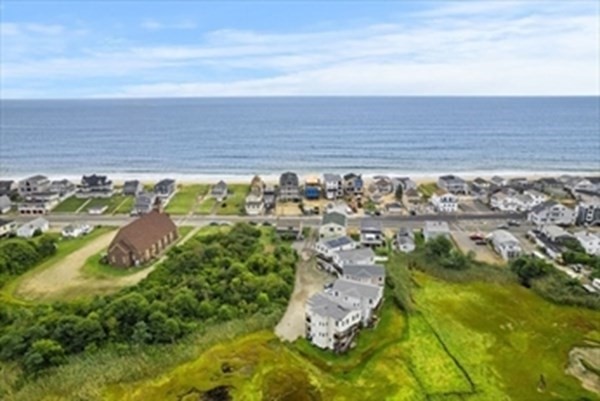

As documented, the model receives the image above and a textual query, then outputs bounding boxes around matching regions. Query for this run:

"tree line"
[0,235,57,287]
[0,224,297,375]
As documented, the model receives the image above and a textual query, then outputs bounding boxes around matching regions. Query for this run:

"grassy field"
[196,197,218,215]
[86,195,132,214]
[0,227,114,304]
[52,196,89,213]
[112,196,134,214]
[215,184,249,215]
[164,184,208,214]
[417,182,438,199]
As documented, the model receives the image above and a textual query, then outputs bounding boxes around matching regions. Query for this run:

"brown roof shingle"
[109,211,177,255]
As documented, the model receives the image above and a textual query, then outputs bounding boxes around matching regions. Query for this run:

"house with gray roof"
[18,175,50,197]
[154,179,176,202]
[319,211,347,238]
[123,180,143,196]
[315,236,356,259]
[360,219,384,247]
[528,200,576,226]
[489,229,522,260]
[16,217,49,238]
[323,173,343,200]
[279,172,301,202]
[342,264,385,287]
[77,174,114,198]
[329,278,384,325]
[332,247,376,271]
[423,221,451,241]
[394,227,415,253]
[438,175,469,195]
[49,179,76,199]
[211,180,228,201]
[343,173,363,196]
[132,192,157,215]
[0,219,16,237]
[0,180,17,197]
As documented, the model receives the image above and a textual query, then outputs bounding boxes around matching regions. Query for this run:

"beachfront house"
[304,176,322,200]
[154,179,176,202]
[263,185,277,211]
[323,174,343,200]
[423,221,451,241]
[319,211,347,239]
[575,201,600,226]
[62,224,92,238]
[394,227,416,253]
[437,175,469,195]
[16,217,49,238]
[0,219,16,237]
[532,177,566,197]
[211,180,228,202]
[404,188,422,204]
[305,292,362,352]
[18,175,51,197]
[523,189,548,206]
[123,180,143,196]
[108,211,178,268]
[371,176,394,195]
[489,229,522,260]
[77,174,114,198]
[49,179,76,199]
[0,180,17,197]
[245,178,264,216]
[360,219,384,247]
[430,191,458,213]
[343,173,363,196]
[341,264,385,287]
[574,231,600,255]
[279,172,301,202]
[0,195,11,214]
[132,192,158,215]
[393,177,418,192]
[528,201,576,226]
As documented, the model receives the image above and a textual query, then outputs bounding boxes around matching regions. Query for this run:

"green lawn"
[196,197,218,215]
[1,227,115,304]
[112,196,135,214]
[418,182,439,199]
[52,196,89,213]
[165,184,208,214]
[215,184,249,215]
[86,195,132,214]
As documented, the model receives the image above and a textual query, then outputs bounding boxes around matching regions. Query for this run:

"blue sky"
[1,1,598,98]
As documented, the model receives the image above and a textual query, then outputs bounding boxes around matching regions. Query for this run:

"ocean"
[1,97,599,180]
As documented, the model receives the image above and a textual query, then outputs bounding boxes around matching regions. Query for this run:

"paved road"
[13,211,527,229]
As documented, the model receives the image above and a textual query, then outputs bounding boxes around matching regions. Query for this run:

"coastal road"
[13,211,527,229]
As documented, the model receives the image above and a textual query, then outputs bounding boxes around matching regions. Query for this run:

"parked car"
[507,220,520,227]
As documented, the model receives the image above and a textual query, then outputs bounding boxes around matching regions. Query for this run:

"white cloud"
[140,18,197,31]
[1,1,599,98]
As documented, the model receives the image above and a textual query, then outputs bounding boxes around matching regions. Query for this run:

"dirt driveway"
[275,237,331,342]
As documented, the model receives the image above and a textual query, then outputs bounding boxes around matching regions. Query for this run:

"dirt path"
[275,233,331,342]
[566,346,600,395]
[16,227,200,301]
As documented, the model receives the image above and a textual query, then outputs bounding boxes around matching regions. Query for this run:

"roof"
[82,174,111,186]
[490,229,520,245]
[212,180,228,192]
[323,173,342,183]
[22,175,48,183]
[322,211,347,227]
[473,177,489,185]
[439,174,466,183]
[19,217,48,230]
[280,172,299,186]
[336,247,375,263]
[343,173,361,181]
[404,188,420,197]
[530,200,560,214]
[155,178,175,187]
[322,236,354,249]
[542,225,572,239]
[424,221,450,233]
[360,219,382,232]
[396,227,414,238]
[0,218,14,227]
[332,278,381,299]
[524,189,545,197]
[307,292,357,321]
[305,176,320,185]
[343,264,385,280]
[109,211,177,254]
[0,195,11,208]
[574,231,600,242]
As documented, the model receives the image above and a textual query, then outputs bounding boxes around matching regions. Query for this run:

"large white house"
[423,221,451,241]
[341,264,385,287]
[430,192,458,213]
[329,278,384,325]
[319,211,347,238]
[528,201,576,226]
[332,247,376,270]
[574,231,600,256]
[489,229,522,260]
[16,217,49,238]
[314,236,356,259]
[305,292,362,352]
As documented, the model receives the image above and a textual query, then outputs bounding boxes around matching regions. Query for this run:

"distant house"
[341,264,385,287]
[263,185,277,211]
[49,179,76,199]
[574,231,600,256]
[329,278,384,325]
[423,221,451,241]
[523,189,547,207]
[154,179,176,202]
[107,211,178,268]
[575,200,600,226]
[490,176,506,187]
[0,219,16,237]
[314,236,356,259]
[437,175,469,195]
[323,174,343,200]
[332,248,376,271]
[16,217,49,238]
[279,172,301,202]
[0,195,11,214]
[430,191,458,213]
[360,219,384,247]
[490,189,524,212]
[489,229,522,260]
[533,177,566,197]
[506,177,531,191]
[305,292,361,352]
[77,175,114,198]
[528,201,576,226]
[404,187,421,204]
[132,192,158,215]
[319,211,347,238]
[393,177,417,192]
[385,202,404,214]
[18,200,54,215]
[275,220,303,239]
[305,176,322,200]
[211,180,228,202]
[394,227,415,253]
[370,176,393,195]
[343,173,363,196]
[539,224,573,243]
[472,177,490,190]
[123,180,143,196]
[245,184,264,216]
[0,180,17,197]
[62,224,92,238]
[18,175,51,197]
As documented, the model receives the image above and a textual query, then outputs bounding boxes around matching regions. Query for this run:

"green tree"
[424,236,453,259]
[395,185,404,201]
[23,339,66,374]
[132,321,152,345]
[510,256,550,287]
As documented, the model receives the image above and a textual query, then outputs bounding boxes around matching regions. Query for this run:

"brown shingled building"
[107,210,178,268]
